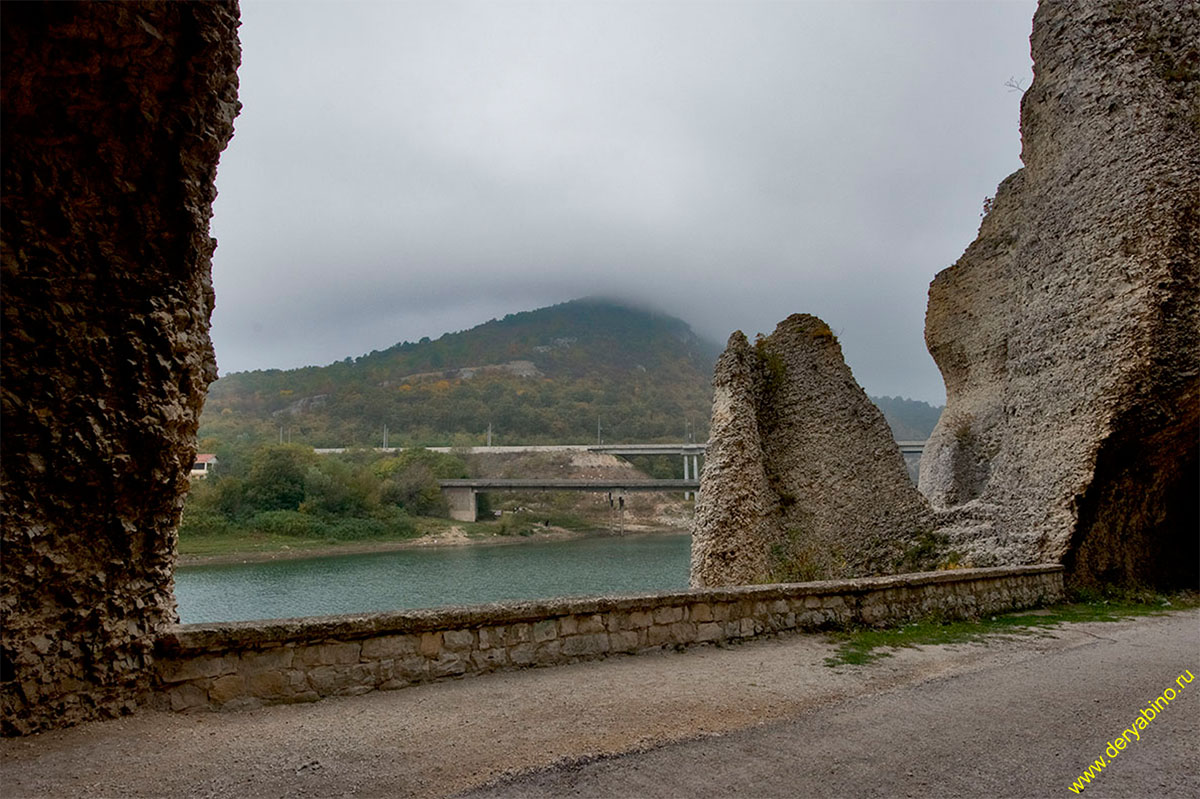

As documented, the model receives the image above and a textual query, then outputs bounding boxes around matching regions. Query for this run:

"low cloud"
[210,0,1036,404]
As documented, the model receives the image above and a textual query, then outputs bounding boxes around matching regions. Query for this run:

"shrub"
[178,508,232,537]
[324,517,389,540]
[249,510,326,538]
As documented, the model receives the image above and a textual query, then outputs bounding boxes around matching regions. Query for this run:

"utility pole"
[383,424,389,449]
[486,422,493,447]
[597,417,602,445]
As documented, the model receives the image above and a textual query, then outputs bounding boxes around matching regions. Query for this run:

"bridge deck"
[438,479,701,491]
[318,440,926,456]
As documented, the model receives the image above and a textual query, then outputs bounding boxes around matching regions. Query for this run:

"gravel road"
[2,609,1196,798]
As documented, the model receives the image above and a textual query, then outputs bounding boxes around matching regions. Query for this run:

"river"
[174,532,692,623]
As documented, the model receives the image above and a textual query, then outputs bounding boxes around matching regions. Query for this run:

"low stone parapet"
[152,565,1063,713]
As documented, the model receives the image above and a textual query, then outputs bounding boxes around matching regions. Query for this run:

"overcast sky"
[209,0,1036,405]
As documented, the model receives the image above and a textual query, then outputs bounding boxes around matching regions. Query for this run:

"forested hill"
[197,298,944,450]
[199,299,724,448]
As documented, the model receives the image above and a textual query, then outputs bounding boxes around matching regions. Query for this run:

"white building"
[189,453,217,479]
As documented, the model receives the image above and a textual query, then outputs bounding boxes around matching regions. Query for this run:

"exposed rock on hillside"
[1,3,240,734]
[691,316,934,587]
[920,0,1199,587]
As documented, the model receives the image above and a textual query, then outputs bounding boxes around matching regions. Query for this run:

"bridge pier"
[683,454,701,500]
[445,486,477,523]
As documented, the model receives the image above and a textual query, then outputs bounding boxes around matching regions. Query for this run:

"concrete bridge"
[316,441,925,456]
[323,441,928,520]
[439,478,702,523]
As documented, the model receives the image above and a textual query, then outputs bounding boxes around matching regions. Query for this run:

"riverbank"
[177,520,689,568]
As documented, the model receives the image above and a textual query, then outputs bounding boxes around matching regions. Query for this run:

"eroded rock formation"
[1,2,240,734]
[691,316,935,587]
[920,0,1199,587]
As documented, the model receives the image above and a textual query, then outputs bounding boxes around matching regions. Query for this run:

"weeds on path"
[823,590,1200,667]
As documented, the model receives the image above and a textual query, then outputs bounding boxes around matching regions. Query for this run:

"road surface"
[2,609,1196,798]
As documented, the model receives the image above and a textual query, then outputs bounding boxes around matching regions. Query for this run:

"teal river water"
[174,532,692,624]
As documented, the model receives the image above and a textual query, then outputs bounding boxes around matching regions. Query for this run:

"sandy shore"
[177,523,688,568]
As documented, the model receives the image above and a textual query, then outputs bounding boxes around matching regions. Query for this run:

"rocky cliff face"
[920,0,1199,587]
[1,2,240,734]
[691,316,934,587]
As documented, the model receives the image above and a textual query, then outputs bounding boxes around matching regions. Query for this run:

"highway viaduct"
[377,441,928,523]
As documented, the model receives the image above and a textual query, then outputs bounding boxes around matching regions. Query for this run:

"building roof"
[194,453,218,463]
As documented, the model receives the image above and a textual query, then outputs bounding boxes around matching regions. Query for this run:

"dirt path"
[467,609,1200,799]
[2,611,1196,798]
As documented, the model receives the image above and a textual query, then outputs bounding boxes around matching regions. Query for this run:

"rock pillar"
[691,316,935,587]
[1,2,241,734]
[920,0,1199,588]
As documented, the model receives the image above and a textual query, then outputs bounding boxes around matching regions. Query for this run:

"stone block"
[609,631,639,652]
[561,633,609,657]
[504,623,532,645]
[470,648,508,671]
[308,663,377,695]
[670,622,698,644]
[374,659,396,683]
[696,622,723,642]
[578,615,606,634]
[558,616,579,636]
[508,643,537,666]
[628,611,654,628]
[295,642,361,666]
[443,629,475,652]
[689,603,714,623]
[338,685,374,697]
[419,632,443,657]
[477,627,499,650]
[239,647,294,674]
[532,620,557,642]
[208,674,246,705]
[646,625,674,647]
[286,691,322,705]
[430,654,465,678]
[158,654,236,684]
[535,640,562,662]
[652,606,684,625]
[361,635,419,660]
[166,682,208,712]
[248,670,290,700]
[605,613,629,631]
[395,656,429,682]
[285,670,308,691]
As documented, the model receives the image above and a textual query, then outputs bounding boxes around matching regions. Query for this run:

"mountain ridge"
[198,298,941,449]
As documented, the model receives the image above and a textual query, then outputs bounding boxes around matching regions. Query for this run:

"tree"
[244,444,315,512]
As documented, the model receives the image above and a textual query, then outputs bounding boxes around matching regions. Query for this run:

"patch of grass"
[178,531,350,557]
[823,592,1200,667]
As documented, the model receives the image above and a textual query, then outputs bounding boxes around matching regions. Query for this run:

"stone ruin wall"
[920,0,1199,588]
[157,566,1062,714]
[1,2,241,735]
